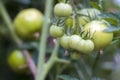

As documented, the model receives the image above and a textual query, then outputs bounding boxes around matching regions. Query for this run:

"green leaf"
[90,1,102,11]
[58,74,79,80]
[102,18,118,26]
[99,12,120,26]
[103,26,120,32]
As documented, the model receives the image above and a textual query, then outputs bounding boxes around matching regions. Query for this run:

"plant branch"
[22,50,37,79]
[74,62,86,80]
[56,57,70,64]
[37,39,60,80]
[36,0,54,80]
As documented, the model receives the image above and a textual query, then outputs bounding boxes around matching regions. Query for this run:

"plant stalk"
[36,0,54,80]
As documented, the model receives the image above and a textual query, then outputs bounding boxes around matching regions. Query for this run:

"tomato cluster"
[49,2,114,60]
[60,35,94,54]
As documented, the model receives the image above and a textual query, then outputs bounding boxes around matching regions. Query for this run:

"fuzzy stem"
[0,0,22,45]
[35,0,54,80]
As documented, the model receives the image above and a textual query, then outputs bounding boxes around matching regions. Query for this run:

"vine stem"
[0,0,22,45]
[0,0,36,78]
[35,0,54,80]
[39,39,60,80]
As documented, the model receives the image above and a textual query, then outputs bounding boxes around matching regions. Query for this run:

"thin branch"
[56,57,70,64]
[22,50,37,79]
[74,62,86,80]
[37,39,60,80]
[91,51,102,79]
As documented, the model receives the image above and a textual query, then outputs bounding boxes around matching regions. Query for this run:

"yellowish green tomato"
[49,25,64,38]
[69,35,82,50]
[7,50,27,73]
[65,17,78,28]
[54,3,72,17]
[60,34,70,49]
[70,52,80,60]
[84,20,113,50]
[14,8,43,40]
[76,39,94,54]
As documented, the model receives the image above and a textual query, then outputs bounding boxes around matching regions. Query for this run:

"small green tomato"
[54,3,72,17]
[60,34,70,49]
[49,25,64,38]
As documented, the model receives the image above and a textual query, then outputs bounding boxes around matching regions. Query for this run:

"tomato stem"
[35,0,54,80]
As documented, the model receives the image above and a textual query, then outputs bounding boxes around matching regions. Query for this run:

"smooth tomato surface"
[84,20,113,50]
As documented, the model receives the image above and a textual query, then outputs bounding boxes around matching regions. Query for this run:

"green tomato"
[77,39,94,54]
[69,35,82,50]
[65,17,78,28]
[49,25,64,38]
[54,3,72,17]
[70,52,80,60]
[7,50,27,73]
[60,34,70,49]
[84,20,113,50]
[14,8,43,40]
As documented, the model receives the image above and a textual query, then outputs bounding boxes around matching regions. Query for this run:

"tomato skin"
[69,35,82,50]
[83,39,94,54]
[65,17,78,28]
[54,3,72,17]
[14,8,43,40]
[7,50,27,73]
[84,20,113,50]
[49,25,64,37]
[60,35,70,49]
[76,39,94,54]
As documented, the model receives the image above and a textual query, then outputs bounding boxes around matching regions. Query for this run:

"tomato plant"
[0,0,120,80]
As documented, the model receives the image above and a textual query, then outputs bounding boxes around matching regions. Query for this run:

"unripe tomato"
[78,8,101,26]
[14,8,43,40]
[49,25,64,37]
[69,35,82,49]
[65,17,78,28]
[7,50,27,73]
[77,39,94,54]
[54,3,72,17]
[60,34,70,49]
[84,20,113,50]
[70,52,80,60]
